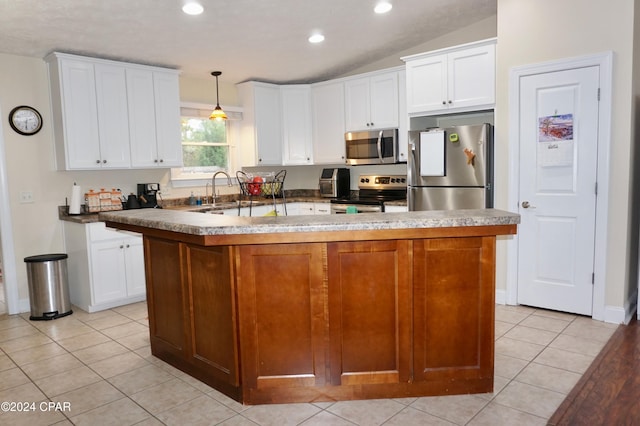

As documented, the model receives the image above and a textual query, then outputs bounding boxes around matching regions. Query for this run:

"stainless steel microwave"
[345,129,399,166]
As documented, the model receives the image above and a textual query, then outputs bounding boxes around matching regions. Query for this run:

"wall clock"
[8,105,43,136]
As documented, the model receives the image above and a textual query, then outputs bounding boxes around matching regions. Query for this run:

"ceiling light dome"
[374,2,393,14]
[182,1,204,15]
[308,33,325,44]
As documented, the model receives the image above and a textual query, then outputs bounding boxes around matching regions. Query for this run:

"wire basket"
[236,170,286,198]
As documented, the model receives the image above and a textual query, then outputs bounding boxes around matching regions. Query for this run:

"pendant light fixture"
[209,71,228,121]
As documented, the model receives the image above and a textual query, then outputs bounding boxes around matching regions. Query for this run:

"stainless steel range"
[330,174,407,214]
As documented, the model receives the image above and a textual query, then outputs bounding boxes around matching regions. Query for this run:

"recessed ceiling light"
[308,34,325,44]
[374,2,393,14]
[182,1,204,15]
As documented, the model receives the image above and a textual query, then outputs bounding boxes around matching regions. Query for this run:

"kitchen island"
[100,208,519,404]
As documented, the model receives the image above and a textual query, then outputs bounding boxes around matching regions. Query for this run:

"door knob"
[521,201,535,208]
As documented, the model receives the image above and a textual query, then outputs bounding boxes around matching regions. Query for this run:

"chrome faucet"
[212,171,233,205]
[205,182,211,205]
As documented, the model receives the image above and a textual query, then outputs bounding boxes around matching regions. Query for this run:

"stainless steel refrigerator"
[408,123,493,211]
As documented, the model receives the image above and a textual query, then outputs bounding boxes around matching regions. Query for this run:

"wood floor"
[548,316,640,425]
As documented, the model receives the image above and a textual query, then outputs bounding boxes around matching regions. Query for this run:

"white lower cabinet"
[314,203,331,215]
[384,205,408,213]
[290,203,315,216]
[218,201,408,216]
[63,222,146,312]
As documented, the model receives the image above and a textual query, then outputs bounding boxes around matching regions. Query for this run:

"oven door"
[330,203,383,214]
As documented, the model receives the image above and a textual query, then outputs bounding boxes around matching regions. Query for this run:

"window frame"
[171,102,243,188]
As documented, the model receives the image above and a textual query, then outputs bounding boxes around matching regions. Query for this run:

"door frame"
[0,104,20,314]
[506,52,613,322]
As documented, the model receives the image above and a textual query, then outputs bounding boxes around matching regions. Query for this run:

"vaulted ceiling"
[0,0,496,84]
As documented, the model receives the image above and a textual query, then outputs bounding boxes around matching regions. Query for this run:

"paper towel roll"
[69,184,82,215]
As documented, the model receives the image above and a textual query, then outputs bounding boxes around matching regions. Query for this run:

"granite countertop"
[99,208,519,236]
[58,196,336,223]
[59,195,406,223]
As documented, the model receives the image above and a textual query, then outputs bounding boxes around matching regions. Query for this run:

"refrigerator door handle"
[377,130,383,162]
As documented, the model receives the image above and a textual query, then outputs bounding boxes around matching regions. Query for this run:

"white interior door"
[517,66,599,315]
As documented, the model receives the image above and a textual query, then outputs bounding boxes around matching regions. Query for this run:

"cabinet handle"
[448,100,452,104]
[442,101,446,105]
[103,160,107,164]
[154,159,158,163]
[159,159,164,163]
[126,244,130,248]
[96,159,101,164]
[119,245,124,249]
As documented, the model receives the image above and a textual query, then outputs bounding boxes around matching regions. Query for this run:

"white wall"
[496,0,637,309]
[342,16,497,78]
[0,54,167,309]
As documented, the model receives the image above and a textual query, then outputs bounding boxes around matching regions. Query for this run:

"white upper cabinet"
[311,81,346,164]
[128,69,182,168]
[46,52,181,170]
[49,56,129,169]
[237,81,283,166]
[281,85,313,165]
[93,64,131,168]
[344,70,399,131]
[403,39,496,116]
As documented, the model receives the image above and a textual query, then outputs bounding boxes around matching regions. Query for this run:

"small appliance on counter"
[319,168,350,198]
[137,183,161,208]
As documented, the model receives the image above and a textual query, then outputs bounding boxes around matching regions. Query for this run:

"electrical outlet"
[19,191,34,203]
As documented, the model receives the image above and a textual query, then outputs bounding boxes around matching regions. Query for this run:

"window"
[181,115,228,173]
[171,102,242,186]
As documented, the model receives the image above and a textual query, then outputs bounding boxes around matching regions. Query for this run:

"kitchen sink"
[191,201,246,214]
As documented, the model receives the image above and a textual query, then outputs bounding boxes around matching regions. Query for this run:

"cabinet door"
[254,84,282,165]
[313,203,331,215]
[153,72,183,167]
[144,236,190,359]
[405,54,448,114]
[94,64,131,168]
[369,71,399,129]
[123,236,146,297]
[281,85,313,165]
[344,77,371,131]
[327,240,412,386]
[312,82,346,164]
[58,59,101,169]
[90,240,128,304]
[184,245,239,388]
[237,243,327,392]
[296,203,315,215]
[413,237,495,383]
[384,205,407,213]
[448,44,495,110]
[127,69,159,168]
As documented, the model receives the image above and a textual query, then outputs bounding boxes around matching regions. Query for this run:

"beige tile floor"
[0,302,617,425]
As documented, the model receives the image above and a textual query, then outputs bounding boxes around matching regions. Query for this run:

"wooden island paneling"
[102,208,518,404]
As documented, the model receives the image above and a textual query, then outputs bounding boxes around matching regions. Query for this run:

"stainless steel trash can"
[24,253,73,320]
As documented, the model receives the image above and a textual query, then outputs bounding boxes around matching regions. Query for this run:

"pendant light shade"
[209,71,228,120]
